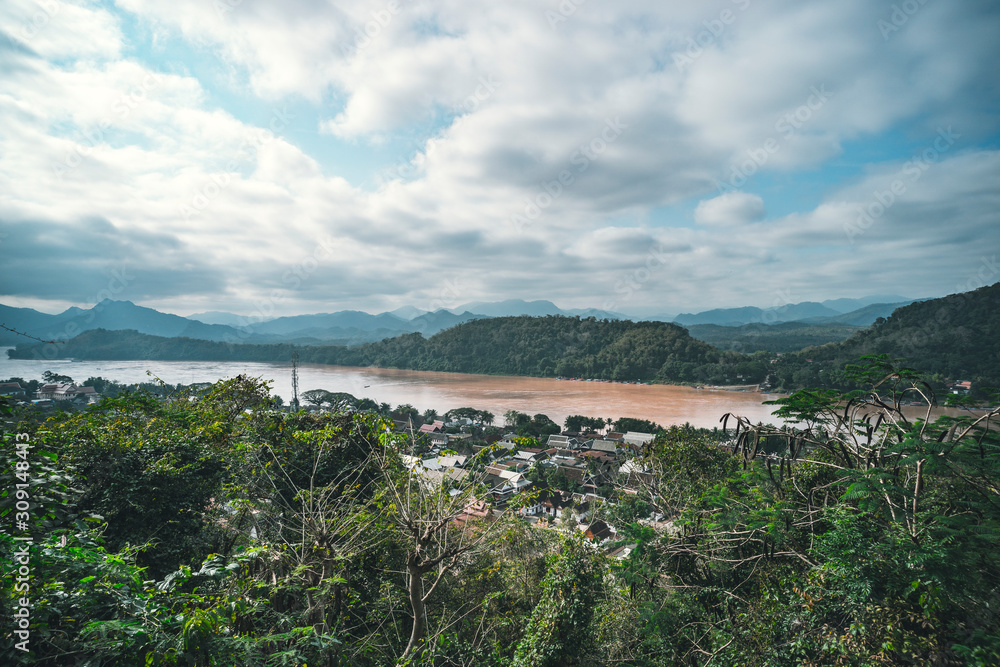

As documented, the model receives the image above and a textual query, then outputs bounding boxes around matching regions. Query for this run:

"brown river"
[0,351,786,428]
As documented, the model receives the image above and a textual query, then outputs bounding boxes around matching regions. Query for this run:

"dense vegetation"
[11,317,771,385]
[9,283,1000,396]
[771,282,1000,396]
[3,357,999,665]
[685,321,862,354]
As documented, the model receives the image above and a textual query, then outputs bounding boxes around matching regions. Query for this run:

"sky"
[1,0,999,319]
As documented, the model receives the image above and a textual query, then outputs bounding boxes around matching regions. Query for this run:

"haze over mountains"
[0,295,919,348]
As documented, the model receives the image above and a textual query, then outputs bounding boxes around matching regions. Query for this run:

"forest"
[8,282,1000,397]
[2,356,999,665]
[770,282,1000,396]
[7,317,772,386]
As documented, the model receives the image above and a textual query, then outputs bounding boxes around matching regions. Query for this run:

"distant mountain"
[675,302,845,326]
[0,300,241,343]
[685,321,863,354]
[11,284,998,394]
[801,301,916,326]
[0,304,66,345]
[186,311,269,327]
[820,295,912,314]
[409,310,485,335]
[0,301,481,348]
[251,311,407,336]
[563,307,624,320]
[0,294,926,350]
[673,306,768,326]
[772,283,1000,395]
[387,306,427,320]
[449,299,564,317]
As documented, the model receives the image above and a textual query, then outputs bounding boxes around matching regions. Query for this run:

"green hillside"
[303,316,767,383]
[686,321,863,353]
[10,284,1000,396]
[771,282,1000,395]
[10,317,771,385]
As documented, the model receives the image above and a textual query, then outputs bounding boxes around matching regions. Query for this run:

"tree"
[325,391,357,412]
[639,355,1000,664]
[613,416,661,433]
[514,414,561,439]
[504,409,530,430]
[512,537,602,667]
[42,370,73,383]
[394,403,421,425]
[373,435,506,663]
[301,388,331,407]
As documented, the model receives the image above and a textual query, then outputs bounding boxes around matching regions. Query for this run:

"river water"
[0,350,785,429]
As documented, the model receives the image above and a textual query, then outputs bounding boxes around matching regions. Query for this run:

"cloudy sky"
[1,0,998,318]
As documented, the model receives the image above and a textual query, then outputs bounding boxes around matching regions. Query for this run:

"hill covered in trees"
[771,282,1000,396]
[302,316,768,384]
[11,317,770,385]
[685,321,863,354]
[9,283,1000,395]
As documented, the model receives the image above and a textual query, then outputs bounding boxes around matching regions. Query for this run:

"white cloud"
[0,0,998,315]
[694,192,765,227]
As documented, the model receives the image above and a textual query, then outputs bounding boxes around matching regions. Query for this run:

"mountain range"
[8,284,996,397]
[0,295,918,348]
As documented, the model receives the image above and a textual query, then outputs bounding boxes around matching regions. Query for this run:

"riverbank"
[0,350,785,430]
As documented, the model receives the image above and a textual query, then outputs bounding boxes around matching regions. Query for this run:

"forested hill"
[771,282,1000,394]
[11,284,1000,392]
[302,316,765,383]
[9,316,770,385]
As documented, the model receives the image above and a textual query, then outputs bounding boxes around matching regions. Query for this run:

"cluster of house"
[948,380,972,395]
[0,381,101,408]
[395,422,658,552]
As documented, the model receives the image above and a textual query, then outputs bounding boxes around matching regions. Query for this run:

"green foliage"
[512,537,603,667]
[613,416,661,433]
[4,352,999,665]
[686,321,863,354]
[563,414,606,432]
[771,282,1000,395]
[13,315,770,385]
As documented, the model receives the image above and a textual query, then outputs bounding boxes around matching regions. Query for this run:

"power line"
[0,323,57,345]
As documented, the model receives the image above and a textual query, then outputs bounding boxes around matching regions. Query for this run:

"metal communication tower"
[291,351,300,409]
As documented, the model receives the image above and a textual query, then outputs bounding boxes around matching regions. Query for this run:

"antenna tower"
[291,351,300,409]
